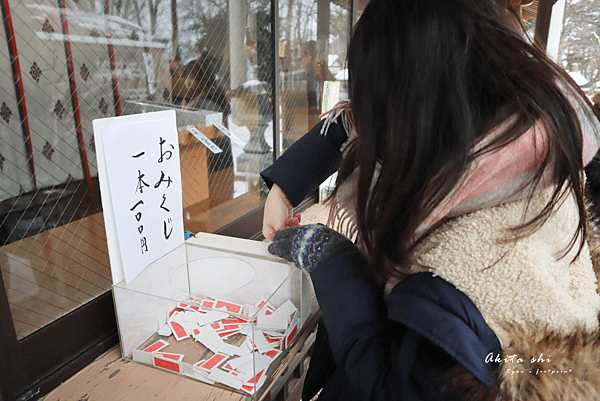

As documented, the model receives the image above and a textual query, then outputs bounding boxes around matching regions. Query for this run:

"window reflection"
[0,0,278,340]
[0,0,352,341]
[278,0,350,152]
[559,0,600,102]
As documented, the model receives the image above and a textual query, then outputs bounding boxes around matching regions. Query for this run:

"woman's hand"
[262,184,301,241]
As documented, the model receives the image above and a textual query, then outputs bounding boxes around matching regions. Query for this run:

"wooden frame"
[0,288,117,401]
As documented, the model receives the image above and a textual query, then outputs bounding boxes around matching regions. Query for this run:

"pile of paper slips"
[132,296,300,395]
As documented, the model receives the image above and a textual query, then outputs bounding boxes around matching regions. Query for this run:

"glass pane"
[277,0,351,153]
[0,0,274,340]
[171,0,274,234]
[558,0,600,103]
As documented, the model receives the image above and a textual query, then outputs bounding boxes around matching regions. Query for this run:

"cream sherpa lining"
[411,187,600,348]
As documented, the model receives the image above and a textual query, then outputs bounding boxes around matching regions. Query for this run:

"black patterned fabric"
[268,223,356,272]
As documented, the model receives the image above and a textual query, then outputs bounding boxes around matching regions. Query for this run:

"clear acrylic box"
[112,232,315,398]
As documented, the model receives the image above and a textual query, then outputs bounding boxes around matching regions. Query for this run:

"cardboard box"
[178,124,234,210]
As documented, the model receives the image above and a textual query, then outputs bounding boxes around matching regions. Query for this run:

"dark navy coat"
[261,118,501,400]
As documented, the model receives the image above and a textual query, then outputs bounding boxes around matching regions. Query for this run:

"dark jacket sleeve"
[308,249,501,400]
[309,250,401,400]
[260,118,349,206]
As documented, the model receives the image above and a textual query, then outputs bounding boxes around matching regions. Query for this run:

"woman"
[182,52,231,118]
[262,0,600,399]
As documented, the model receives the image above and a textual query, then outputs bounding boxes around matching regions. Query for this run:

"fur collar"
[442,316,600,400]
[411,188,600,348]
[437,202,600,400]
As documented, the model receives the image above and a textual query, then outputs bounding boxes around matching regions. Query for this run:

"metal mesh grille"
[0,0,350,340]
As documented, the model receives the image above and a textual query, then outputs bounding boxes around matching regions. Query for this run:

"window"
[0,0,277,343]
[277,0,351,153]
[557,0,600,104]
[0,0,352,400]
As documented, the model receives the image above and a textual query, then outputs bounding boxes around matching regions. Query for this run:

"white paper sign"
[93,110,184,284]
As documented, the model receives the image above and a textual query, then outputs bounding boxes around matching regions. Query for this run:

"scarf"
[321,101,600,241]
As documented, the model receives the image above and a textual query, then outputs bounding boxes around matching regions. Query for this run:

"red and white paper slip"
[186,367,216,385]
[265,336,282,348]
[218,329,241,339]
[256,301,296,331]
[284,317,299,349]
[255,298,270,310]
[183,310,199,323]
[265,334,283,345]
[241,369,266,394]
[214,299,243,314]
[227,352,254,370]
[243,304,259,318]
[255,298,276,316]
[168,321,190,341]
[263,328,285,336]
[154,352,184,361]
[236,353,273,375]
[256,313,288,332]
[241,384,256,395]
[169,310,185,323]
[196,310,229,326]
[217,324,242,338]
[194,326,228,354]
[168,307,185,319]
[158,323,173,337]
[180,321,199,336]
[247,369,265,385]
[221,324,241,331]
[200,298,215,310]
[196,352,228,372]
[152,355,183,373]
[142,339,169,353]
[264,349,282,360]
[222,318,249,325]
[207,368,243,390]
[221,362,236,372]
[177,302,191,310]
[251,330,274,353]
[276,300,298,319]
[181,301,202,312]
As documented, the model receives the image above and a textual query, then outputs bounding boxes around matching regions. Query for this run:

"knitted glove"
[268,224,357,272]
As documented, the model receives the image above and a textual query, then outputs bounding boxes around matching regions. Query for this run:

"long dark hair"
[336,0,600,280]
